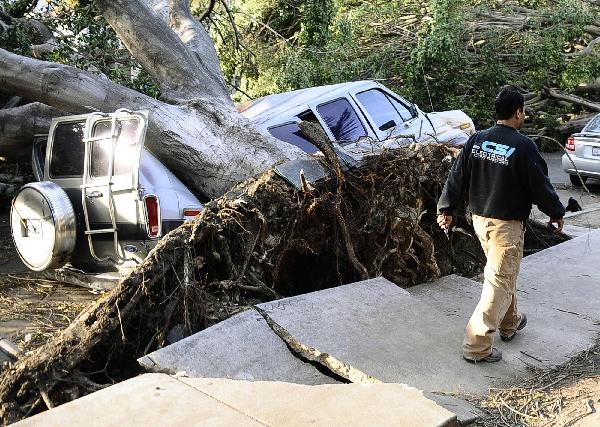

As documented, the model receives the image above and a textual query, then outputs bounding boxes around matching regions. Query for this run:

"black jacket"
[437,124,565,221]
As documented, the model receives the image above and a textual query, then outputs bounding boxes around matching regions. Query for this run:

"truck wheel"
[569,174,587,187]
[10,182,77,271]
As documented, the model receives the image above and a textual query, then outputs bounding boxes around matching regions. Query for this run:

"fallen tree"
[0,0,304,198]
[0,142,466,422]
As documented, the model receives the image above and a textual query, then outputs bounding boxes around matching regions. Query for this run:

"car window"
[49,122,85,178]
[316,98,367,143]
[90,118,141,178]
[387,95,413,122]
[584,115,600,132]
[268,122,319,154]
[355,89,412,131]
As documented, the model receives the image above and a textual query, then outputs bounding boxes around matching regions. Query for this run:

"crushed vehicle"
[10,109,203,288]
[10,81,475,287]
[240,80,476,158]
[562,113,600,186]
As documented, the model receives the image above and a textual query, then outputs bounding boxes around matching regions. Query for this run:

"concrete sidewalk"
[15,374,459,427]
[141,231,600,425]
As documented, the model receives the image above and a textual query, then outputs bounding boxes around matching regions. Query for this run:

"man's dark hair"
[495,87,525,120]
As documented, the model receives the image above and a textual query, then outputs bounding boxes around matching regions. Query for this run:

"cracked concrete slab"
[255,277,523,395]
[16,374,460,427]
[139,308,338,385]
[409,275,599,369]
[181,377,459,427]
[517,230,600,320]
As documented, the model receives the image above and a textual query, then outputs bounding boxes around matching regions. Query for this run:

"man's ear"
[515,107,524,119]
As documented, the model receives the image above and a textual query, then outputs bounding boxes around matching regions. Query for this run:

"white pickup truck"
[241,80,475,157]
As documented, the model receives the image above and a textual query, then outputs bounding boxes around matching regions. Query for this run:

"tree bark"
[168,0,228,98]
[0,102,63,161]
[95,0,231,105]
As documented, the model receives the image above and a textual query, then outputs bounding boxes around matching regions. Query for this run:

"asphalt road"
[535,151,600,224]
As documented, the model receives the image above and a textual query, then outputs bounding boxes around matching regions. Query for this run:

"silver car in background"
[562,113,600,186]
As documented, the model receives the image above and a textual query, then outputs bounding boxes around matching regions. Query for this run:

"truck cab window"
[355,89,412,132]
[49,122,85,178]
[316,98,367,143]
[268,122,319,154]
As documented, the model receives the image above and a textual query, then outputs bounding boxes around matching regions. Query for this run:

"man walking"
[437,87,565,363]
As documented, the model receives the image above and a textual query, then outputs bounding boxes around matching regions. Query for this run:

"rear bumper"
[561,153,600,178]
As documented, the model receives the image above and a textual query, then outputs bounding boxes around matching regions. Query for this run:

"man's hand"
[548,218,564,234]
[437,213,453,230]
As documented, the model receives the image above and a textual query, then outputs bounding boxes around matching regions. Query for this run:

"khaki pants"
[463,215,525,359]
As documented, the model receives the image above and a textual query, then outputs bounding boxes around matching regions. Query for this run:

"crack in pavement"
[252,305,381,385]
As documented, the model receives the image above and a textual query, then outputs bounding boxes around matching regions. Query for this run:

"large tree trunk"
[0,0,304,197]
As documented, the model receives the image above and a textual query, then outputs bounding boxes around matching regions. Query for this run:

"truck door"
[350,87,426,144]
[81,110,148,263]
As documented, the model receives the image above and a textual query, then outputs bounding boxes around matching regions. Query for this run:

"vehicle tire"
[569,174,587,187]
[10,182,77,271]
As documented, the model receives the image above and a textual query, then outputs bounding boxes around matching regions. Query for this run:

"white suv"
[11,109,203,285]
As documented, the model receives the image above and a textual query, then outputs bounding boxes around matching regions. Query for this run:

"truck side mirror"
[379,120,397,131]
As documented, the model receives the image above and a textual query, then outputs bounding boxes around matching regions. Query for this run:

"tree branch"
[0,102,63,161]
[198,0,217,22]
[566,36,600,57]
[545,88,600,112]
[0,48,160,114]
[95,0,231,106]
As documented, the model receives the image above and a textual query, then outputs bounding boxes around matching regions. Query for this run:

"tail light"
[183,207,203,222]
[144,195,161,238]
[566,136,576,151]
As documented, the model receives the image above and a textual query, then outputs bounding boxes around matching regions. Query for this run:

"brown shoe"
[500,313,528,342]
[463,347,502,363]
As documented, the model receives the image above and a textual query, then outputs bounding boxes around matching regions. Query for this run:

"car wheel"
[569,174,587,187]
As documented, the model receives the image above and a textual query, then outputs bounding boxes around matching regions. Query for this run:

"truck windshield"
[268,122,319,154]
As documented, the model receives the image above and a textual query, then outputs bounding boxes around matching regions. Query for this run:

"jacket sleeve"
[437,135,474,214]
[524,143,566,219]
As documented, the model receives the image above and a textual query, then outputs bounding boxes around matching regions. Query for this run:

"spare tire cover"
[10,182,76,271]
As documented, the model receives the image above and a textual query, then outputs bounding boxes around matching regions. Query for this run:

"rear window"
[90,118,141,178]
[584,115,600,132]
[316,98,367,143]
[268,122,319,154]
[49,122,85,178]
